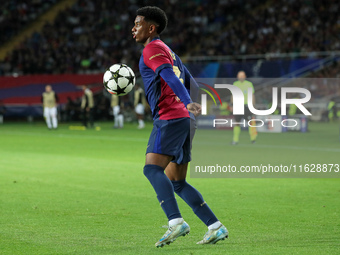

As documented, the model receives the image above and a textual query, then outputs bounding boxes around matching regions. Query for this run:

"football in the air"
[103,63,135,96]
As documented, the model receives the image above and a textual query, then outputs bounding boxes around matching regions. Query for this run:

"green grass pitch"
[0,121,339,254]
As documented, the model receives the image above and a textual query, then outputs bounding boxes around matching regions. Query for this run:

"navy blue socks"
[143,164,182,221]
[143,164,219,226]
[171,179,218,226]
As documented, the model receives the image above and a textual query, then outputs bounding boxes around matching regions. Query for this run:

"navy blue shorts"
[146,117,196,164]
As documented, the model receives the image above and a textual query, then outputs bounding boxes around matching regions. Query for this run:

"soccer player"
[231,71,257,144]
[42,84,58,129]
[134,83,146,129]
[132,6,228,247]
[81,85,94,127]
[111,94,124,128]
[327,98,337,122]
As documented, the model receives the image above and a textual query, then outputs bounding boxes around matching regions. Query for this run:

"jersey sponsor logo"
[149,53,164,60]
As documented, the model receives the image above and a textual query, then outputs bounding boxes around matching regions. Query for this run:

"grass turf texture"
[0,121,339,255]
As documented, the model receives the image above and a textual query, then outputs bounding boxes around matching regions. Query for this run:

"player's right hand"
[187,103,201,116]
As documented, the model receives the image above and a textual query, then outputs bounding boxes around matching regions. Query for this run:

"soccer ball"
[103,63,135,96]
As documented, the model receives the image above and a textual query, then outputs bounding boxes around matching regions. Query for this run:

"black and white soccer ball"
[103,63,135,96]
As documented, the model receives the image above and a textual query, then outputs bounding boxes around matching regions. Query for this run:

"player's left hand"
[187,103,201,116]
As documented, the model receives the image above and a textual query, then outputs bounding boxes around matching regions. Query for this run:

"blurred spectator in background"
[111,94,124,129]
[327,98,337,122]
[42,84,58,129]
[0,100,6,124]
[134,83,146,129]
[81,85,94,127]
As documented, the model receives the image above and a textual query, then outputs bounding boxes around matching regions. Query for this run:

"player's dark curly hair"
[136,6,168,34]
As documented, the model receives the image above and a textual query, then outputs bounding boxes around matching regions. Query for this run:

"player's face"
[45,86,51,92]
[132,16,151,44]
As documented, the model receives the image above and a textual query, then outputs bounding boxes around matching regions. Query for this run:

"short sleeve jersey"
[233,80,254,105]
[139,37,190,120]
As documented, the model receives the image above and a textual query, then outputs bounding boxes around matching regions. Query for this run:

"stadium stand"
[309,59,340,79]
[0,0,57,45]
[199,0,340,56]
[1,0,338,75]
[0,0,339,121]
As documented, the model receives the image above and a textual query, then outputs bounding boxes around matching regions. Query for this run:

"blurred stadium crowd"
[0,0,339,123]
[0,0,339,75]
[0,0,57,45]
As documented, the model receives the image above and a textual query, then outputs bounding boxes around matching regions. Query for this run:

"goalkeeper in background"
[231,71,257,144]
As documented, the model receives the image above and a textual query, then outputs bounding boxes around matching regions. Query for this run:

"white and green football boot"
[197,225,228,244]
[155,220,190,248]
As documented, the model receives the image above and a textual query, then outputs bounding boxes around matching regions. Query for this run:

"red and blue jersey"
[139,37,190,120]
